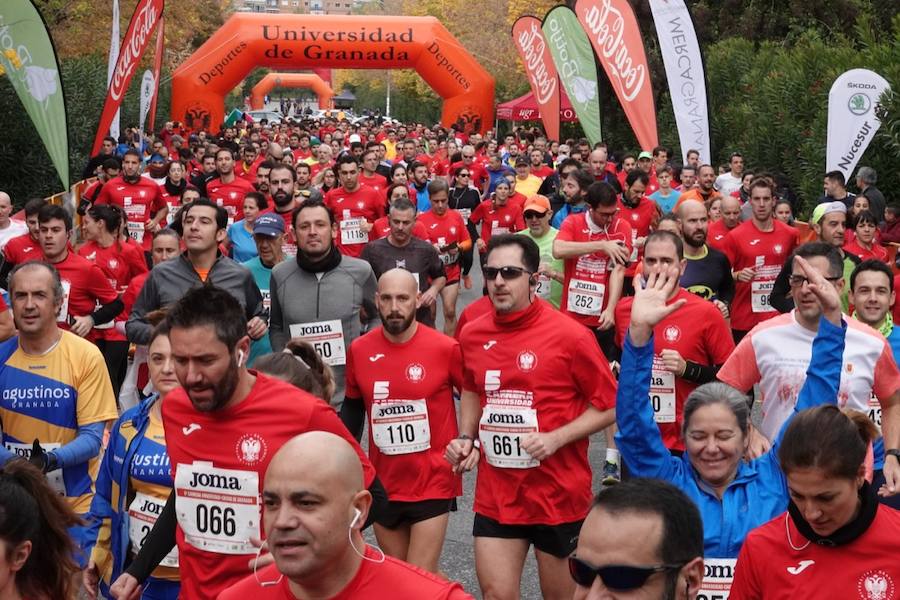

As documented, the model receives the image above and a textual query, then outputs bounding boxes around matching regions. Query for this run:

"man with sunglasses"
[571,479,704,599]
[718,242,900,483]
[446,234,616,600]
[517,195,564,309]
[450,145,486,191]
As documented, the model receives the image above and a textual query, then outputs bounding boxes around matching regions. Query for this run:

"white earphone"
[237,349,245,367]
[350,507,362,528]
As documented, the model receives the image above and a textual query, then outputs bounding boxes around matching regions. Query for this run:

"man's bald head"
[376,268,418,336]
[678,199,706,221]
[267,431,364,492]
[267,142,285,161]
[720,195,742,228]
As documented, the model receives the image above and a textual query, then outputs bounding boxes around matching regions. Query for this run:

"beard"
[272,190,293,208]
[380,310,415,336]
[187,357,241,412]
[684,230,707,248]
[122,172,141,184]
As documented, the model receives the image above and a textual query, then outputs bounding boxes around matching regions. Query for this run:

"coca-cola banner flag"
[542,6,603,145]
[512,16,561,142]
[649,0,709,164]
[107,0,121,141]
[0,1,70,188]
[91,0,164,155]
[139,70,155,133]
[147,15,165,133]
[575,0,659,151]
[826,68,890,180]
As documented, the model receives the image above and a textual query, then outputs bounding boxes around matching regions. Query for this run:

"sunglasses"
[524,211,547,220]
[568,557,684,591]
[458,172,471,177]
[482,266,533,281]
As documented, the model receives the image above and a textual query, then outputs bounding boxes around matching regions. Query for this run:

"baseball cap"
[148,153,166,164]
[253,213,285,237]
[638,151,653,160]
[811,201,847,224]
[348,133,362,144]
[515,156,529,167]
[523,195,551,214]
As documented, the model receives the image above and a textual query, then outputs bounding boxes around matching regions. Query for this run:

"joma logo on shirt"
[296,324,333,335]
[487,413,525,425]
[139,498,164,515]
[189,472,242,490]
[377,405,415,417]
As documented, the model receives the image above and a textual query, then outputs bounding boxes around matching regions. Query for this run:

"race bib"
[650,357,677,424]
[479,405,539,469]
[55,280,72,323]
[340,218,369,245]
[457,208,471,224]
[166,202,180,225]
[751,279,775,313]
[630,231,639,262]
[174,462,260,555]
[698,558,735,600]
[126,220,145,244]
[261,289,271,312]
[5,442,64,495]
[868,393,882,433]
[535,274,551,299]
[371,399,431,455]
[129,492,179,568]
[439,251,458,266]
[567,278,604,316]
[289,319,346,366]
[490,221,510,237]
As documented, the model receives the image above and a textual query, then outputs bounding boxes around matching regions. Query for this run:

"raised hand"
[629,266,686,347]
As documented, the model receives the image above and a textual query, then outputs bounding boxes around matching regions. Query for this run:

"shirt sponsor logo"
[3,386,72,402]
[182,423,201,436]
[749,239,761,245]
[483,340,498,350]
[376,404,415,417]
[368,353,385,362]
[188,471,242,490]
[235,433,267,466]
[486,412,525,424]
[663,325,681,343]
[786,560,815,575]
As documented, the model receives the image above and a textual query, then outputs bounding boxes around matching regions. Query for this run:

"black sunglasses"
[568,557,684,591]
[483,266,533,281]
[458,172,471,177]
[524,210,548,219]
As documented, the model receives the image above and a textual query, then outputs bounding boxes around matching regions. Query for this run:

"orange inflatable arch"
[171,13,494,134]
[249,73,335,110]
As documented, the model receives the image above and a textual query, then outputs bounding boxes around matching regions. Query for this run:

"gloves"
[28,439,58,473]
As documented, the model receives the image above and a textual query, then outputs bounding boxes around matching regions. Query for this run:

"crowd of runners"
[0,112,898,599]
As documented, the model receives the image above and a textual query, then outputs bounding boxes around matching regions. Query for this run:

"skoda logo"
[848,92,871,116]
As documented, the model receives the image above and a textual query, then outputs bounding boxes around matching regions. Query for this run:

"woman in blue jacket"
[616,260,845,558]
[83,322,180,599]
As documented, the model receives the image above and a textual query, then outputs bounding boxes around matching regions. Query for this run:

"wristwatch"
[886,449,900,462]
[458,434,481,450]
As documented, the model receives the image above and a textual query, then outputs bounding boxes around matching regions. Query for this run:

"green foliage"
[0,54,172,206]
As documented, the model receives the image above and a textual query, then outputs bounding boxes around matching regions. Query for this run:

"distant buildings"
[232,0,378,16]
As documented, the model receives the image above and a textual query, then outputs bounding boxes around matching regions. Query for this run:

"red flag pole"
[147,13,165,134]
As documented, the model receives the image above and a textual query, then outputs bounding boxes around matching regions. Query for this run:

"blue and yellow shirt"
[0,332,117,513]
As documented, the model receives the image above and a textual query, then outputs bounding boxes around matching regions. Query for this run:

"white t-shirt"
[715,172,742,197]
[0,220,27,252]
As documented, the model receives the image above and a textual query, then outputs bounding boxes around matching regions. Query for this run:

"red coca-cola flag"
[146,15,165,134]
[91,0,165,155]
[511,15,561,142]
[574,0,658,150]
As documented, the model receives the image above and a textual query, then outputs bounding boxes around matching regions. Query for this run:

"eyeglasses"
[568,557,685,591]
[788,274,843,288]
[482,266,533,281]
[524,211,548,220]
[463,154,475,159]
[458,172,470,177]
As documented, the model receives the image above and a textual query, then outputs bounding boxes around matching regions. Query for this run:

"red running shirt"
[218,546,473,599]
[358,173,388,196]
[77,240,147,341]
[729,507,900,600]
[345,325,463,502]
[454,295,494,340]
[617,197,660,277]
[50,252,119,337]
[416,209,471,282]
[469,200,525,251]
[707,219,736,251]
[614,289,735,450]
[720,219,798,332]
[163,373,377,600]
[94,176,166,251]
[556,212,633,328]
[324,185,385,258]
[2,233,39,264]
[460,300,616,525]
[206,176,255,223]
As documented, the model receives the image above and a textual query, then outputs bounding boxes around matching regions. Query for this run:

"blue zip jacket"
[615,315,845,558]
[83,395,178,597]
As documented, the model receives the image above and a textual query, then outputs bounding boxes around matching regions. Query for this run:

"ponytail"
[0,459,80,599]
[780,406,876,480]
[254,340,335,403]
